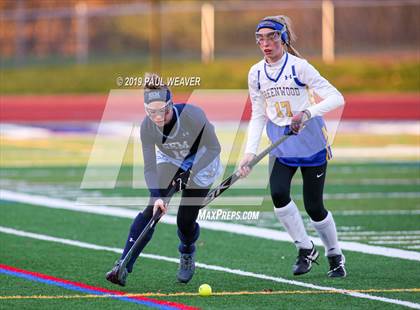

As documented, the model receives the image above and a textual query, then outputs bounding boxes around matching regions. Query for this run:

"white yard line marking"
[2,178,419,191]
[341,236,420,241]
[338,230,420,236]
[0,226,419,309]
[322,192,420,200]
[76,196,264,206]
[406,245,420,250]
[76,197,420,207]
[1,189,420,262]
[335,210,420,216]
[369,241,420,245]
[358,179,420,185]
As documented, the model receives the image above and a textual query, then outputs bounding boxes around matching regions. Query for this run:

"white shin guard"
[311,211,342,257]
[274,200,312,250]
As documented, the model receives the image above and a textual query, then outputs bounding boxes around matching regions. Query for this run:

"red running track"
[0,93,418,122]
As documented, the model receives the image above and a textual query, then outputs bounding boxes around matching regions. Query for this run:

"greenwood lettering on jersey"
[261,86,301,99]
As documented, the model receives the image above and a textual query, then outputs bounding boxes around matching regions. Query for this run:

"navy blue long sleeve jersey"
[140,104,221,197]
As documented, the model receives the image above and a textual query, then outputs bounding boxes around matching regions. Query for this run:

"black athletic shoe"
[327,254,347,278]
[293,243,319,276]
[106,259,128,286]
[177,253,195,283]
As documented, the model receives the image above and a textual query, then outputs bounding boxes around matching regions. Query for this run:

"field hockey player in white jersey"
[239,15,346,278]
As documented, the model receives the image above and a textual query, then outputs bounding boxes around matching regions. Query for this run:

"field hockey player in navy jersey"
[106,73,222,286]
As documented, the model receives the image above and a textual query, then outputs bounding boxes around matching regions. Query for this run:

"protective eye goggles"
[144,87,173,117]
[144,101,172,117]
[255,30,281,45]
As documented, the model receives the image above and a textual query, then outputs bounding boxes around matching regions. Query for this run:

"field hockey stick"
[118,184,178,279]
[201,131,293,208]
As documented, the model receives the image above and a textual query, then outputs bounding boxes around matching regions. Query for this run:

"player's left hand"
[153,199,168,216]
[291,110,311,134]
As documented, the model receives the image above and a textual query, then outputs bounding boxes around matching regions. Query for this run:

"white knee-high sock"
[311,211,342,256]
[274,200,312,250]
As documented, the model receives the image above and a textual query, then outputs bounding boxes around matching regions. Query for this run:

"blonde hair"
[262,15,302,58]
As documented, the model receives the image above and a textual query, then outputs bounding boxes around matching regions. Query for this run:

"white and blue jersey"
[245,52,344,166]
[141,104,223,195]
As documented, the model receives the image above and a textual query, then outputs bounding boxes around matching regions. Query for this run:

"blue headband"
[144,88,172,104]
[256,20,285,32]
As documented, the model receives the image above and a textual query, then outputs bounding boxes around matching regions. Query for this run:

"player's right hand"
[291,110,311,134]
[153,199,168,216]
[238,153,256,178]
[172,170,192,192]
